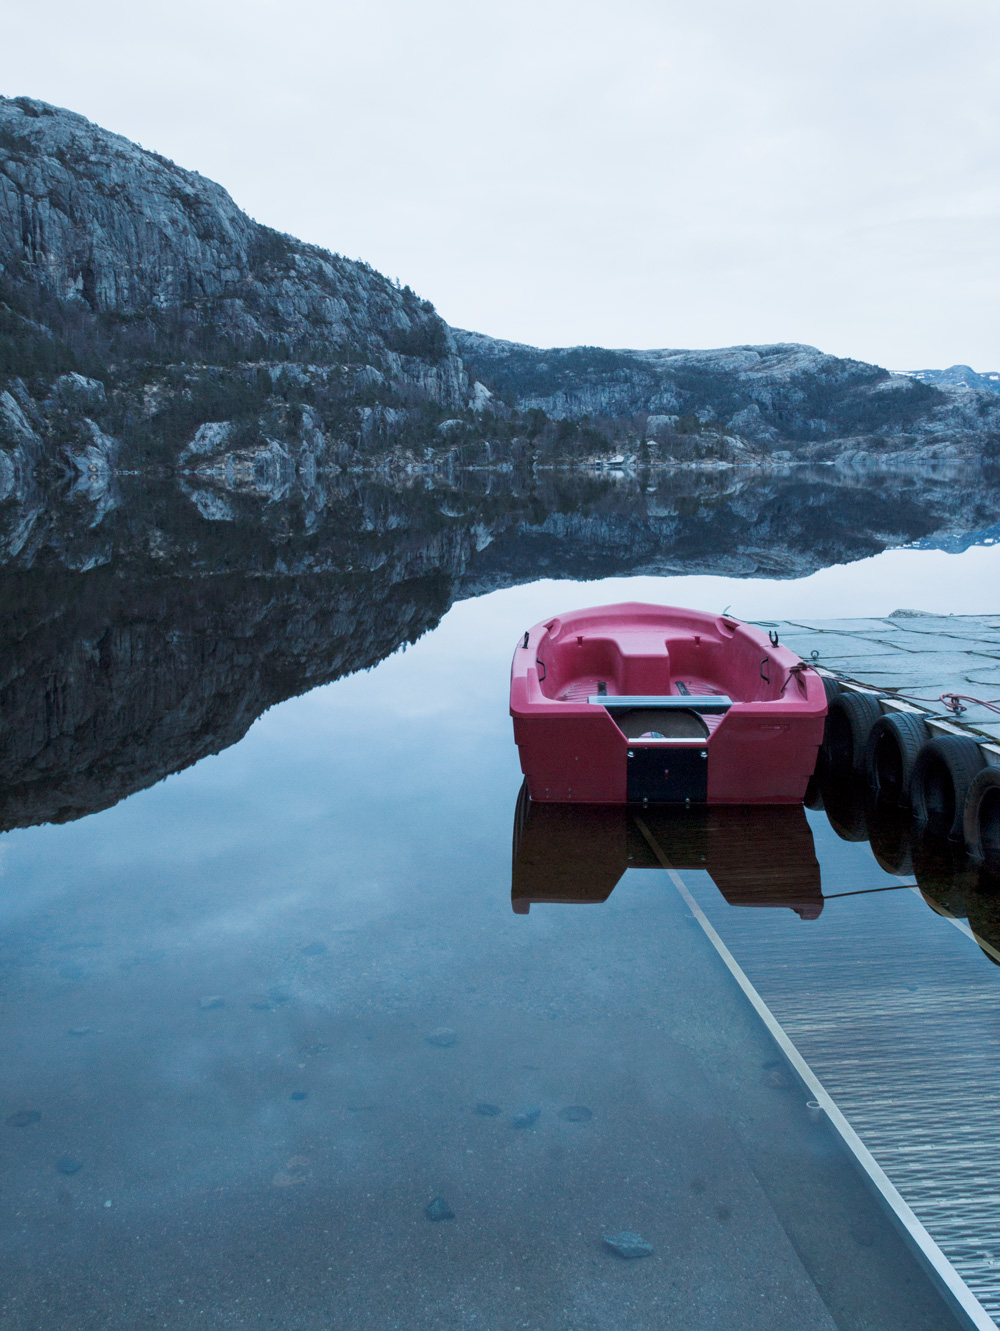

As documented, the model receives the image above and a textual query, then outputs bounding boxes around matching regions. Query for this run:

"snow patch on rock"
[184,486,237,521]
[469,381,493,412]
[182,421,236,461]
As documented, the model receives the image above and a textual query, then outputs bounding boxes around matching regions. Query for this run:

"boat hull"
[510,602,826,805]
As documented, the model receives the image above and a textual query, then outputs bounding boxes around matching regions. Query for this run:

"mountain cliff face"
[0,95,475,486]
[2,94,1000,482]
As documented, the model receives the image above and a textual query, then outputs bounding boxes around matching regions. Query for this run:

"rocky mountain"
[0,94,480,487]
[455,333,1000,466]
[904,365,1000,396]
[2,94,1000,485]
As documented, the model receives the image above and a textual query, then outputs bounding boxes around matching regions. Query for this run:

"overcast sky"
[3,0,998,369]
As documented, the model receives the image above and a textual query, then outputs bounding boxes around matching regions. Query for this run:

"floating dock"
[771,611,1000,758]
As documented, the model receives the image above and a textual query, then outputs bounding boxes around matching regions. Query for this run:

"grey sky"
[3,0,998,368]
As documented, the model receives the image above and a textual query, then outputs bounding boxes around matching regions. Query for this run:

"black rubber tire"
[913,826,979,919]
[820,674,842,707]
[911,736,987,841]
[966,877,1000,963]
[819,772,869,842]
[963,764,1000,875]
[866,711,929,806]
[865,798,913,876]
[823,690,883,773]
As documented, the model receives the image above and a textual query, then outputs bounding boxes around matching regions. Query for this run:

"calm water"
[2,465,999,1329]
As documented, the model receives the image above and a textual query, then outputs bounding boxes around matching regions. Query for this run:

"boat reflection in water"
[512,770,1000,967]
[510,782,823,917]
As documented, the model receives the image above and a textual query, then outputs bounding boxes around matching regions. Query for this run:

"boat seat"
[612,632,671,694]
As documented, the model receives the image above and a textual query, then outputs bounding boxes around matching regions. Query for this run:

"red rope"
[824,668,1000,716]
[870,688,1000,716]
[930,693,1000,717]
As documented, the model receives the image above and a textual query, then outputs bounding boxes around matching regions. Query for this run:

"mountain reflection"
[0,460,999,832]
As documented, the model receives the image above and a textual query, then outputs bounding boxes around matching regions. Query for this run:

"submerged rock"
[603,1231,653,1259]
[289,1091,308,1101]
[425,1196,455,1221]
[272,1169,306,1189]
[474,1103,501,1117]
[56,1155,82,1174]
[558,1105,593,1122]
[425,1027,457,1048]
[512,1106,541,1129]
[6,1110,41,1127]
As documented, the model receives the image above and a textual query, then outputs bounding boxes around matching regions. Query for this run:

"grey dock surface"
[771,612,1000,748]
[723,610,1000,1326]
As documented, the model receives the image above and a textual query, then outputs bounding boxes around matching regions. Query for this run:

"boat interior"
[536,617,785,715]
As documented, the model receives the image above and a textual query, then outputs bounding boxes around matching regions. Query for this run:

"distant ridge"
[902,366,1000,396]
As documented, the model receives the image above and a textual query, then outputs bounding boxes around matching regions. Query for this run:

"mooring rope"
[819,664,1000,716]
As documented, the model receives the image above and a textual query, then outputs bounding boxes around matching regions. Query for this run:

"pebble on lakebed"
[603,1231,654,1259]
[425,1027,457,1047]
[425,1196,455,1221]
[512,1106,541,1129]
[6,1111,41,1128]
[558,1105,593,1122]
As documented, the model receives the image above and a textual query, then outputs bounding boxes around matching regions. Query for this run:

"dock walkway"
[771,611,1000,755]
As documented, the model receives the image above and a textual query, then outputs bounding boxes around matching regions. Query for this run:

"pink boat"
[509,602,827,805]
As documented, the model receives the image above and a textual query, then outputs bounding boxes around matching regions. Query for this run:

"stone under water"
[603,1231,654,1259]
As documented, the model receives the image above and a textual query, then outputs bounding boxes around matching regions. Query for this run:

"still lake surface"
[1,464,1000,1329]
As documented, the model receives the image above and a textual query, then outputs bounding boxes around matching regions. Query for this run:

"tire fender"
[866,711,928,806]
[911,736,986,841]
[963,764,1000,874]
[823,690,883,773]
